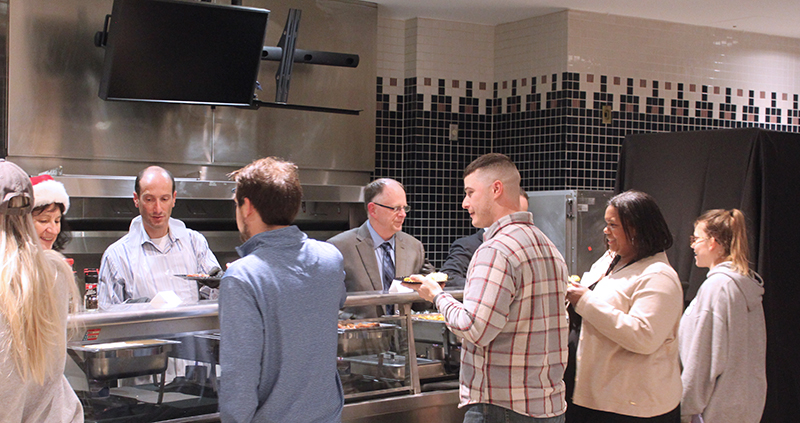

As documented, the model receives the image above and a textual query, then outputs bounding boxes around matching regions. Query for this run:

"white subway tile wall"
[374,10,800,267]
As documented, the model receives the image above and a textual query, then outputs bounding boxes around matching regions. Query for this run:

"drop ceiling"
[371,0,800,40]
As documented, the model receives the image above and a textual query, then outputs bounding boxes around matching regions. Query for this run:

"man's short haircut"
[463,153,520,181]
[363,178,405,213]
[135,166,175,196]
[229,157,302,226]
[521,190,529,201]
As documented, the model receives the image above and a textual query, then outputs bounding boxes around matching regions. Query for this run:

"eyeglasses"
[689,236,711,245]
[372,202,411,214]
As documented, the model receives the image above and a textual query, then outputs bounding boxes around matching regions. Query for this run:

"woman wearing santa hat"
[30,175,72,251]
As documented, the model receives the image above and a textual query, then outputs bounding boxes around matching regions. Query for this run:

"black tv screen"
[99,0,269,107]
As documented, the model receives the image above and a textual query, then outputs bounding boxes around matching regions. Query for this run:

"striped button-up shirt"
[98,216,220,309]
[435,211,569,417]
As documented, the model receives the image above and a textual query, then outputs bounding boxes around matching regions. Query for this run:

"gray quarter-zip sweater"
[679,262,767,423]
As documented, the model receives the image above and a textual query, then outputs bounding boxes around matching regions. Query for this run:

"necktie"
[380,242,395,315]
[379,242,395,291]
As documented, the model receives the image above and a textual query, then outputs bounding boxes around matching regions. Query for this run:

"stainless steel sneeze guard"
[69,302,222,342]
[67,289,465,422]
[67,291,464,335]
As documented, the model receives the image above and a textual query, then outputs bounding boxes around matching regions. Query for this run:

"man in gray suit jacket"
[328,178,435,318]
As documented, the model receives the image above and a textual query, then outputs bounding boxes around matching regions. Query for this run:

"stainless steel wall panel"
[8,0,215,165]
[212,0,376,171]
[6,0,375,176]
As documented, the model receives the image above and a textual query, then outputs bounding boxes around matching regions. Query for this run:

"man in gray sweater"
[219,157,347,423]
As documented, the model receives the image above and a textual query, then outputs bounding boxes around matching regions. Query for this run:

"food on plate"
[428,272,448,282]
[413,313,445,321]
[338,322,380,330]
[403,272,448,283]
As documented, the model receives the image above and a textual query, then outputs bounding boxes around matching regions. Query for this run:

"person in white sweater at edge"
[566,190,683,423]
[0,159,83,422]
[679,209,766,423]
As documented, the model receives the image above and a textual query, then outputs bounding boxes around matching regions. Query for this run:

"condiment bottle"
[84,268,99,311]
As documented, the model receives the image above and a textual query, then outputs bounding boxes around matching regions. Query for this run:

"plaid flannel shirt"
[435,212,569,417]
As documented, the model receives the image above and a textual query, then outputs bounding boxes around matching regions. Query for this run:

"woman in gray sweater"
[679,209,766,423]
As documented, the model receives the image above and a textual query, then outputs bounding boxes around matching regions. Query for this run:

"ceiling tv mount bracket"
[94,5,361,115]
[251,8,361,115]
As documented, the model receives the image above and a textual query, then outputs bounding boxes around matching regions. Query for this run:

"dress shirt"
[366,220,395,286]
[98,216,220,308]
[434,212,569,418]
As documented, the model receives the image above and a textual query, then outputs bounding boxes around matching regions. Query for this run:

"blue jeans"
[463,403,566,423]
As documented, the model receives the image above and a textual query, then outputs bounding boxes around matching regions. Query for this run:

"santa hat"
[30,175,70,213]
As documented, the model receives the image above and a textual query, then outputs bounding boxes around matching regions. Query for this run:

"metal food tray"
[68,339,181,380]
[411,318,448,344]
[338,323,399,357]
[412,318,460,346]
[344,353,445,380]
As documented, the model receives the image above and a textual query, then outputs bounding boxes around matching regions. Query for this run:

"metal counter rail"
[342,289,463,306]
[68,290,464,343]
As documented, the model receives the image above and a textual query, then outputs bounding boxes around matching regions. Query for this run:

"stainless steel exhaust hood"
[59,174,367,262]
[57,174,364,202]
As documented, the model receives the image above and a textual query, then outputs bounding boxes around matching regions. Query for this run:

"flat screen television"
[98,0,269,107]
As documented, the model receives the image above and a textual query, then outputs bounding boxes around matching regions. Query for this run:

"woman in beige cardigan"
[566,190,683,423]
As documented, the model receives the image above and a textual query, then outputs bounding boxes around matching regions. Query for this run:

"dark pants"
[567,404,680,423]
[464,403,566,423]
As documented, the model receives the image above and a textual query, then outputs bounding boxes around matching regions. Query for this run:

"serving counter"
[66,290,465,423]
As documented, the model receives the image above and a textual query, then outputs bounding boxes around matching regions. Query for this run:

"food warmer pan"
[338,322,399,357]
[68,339,181,381]
[68,339,181,405]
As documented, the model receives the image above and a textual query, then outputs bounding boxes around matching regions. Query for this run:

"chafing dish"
[68,339,181,380]
[338,323,399,357]
[68,339,181,405]
[411,315,461,371]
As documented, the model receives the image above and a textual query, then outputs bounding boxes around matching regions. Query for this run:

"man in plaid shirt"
[406,153,569,422]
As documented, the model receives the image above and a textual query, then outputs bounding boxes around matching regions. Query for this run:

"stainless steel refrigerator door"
[527,190,612,276]
[574,191,614,276]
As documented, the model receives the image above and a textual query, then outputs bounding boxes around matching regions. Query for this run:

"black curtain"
[617,128,800,422]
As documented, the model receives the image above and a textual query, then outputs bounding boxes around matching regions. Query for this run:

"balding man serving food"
[98,165,221,309]
[404,153,569,423]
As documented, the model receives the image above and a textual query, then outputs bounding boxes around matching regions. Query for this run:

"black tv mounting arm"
[249,8,361,115]
[94,6,361,115]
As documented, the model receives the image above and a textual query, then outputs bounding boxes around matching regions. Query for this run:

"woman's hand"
[401,274,443,302]
[566,282,589,306]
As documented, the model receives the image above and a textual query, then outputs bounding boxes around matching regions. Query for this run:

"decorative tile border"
[374,73,799,268]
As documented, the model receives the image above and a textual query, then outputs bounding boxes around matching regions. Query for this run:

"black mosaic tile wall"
[375,76,492,267]
[376,73,800,268]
